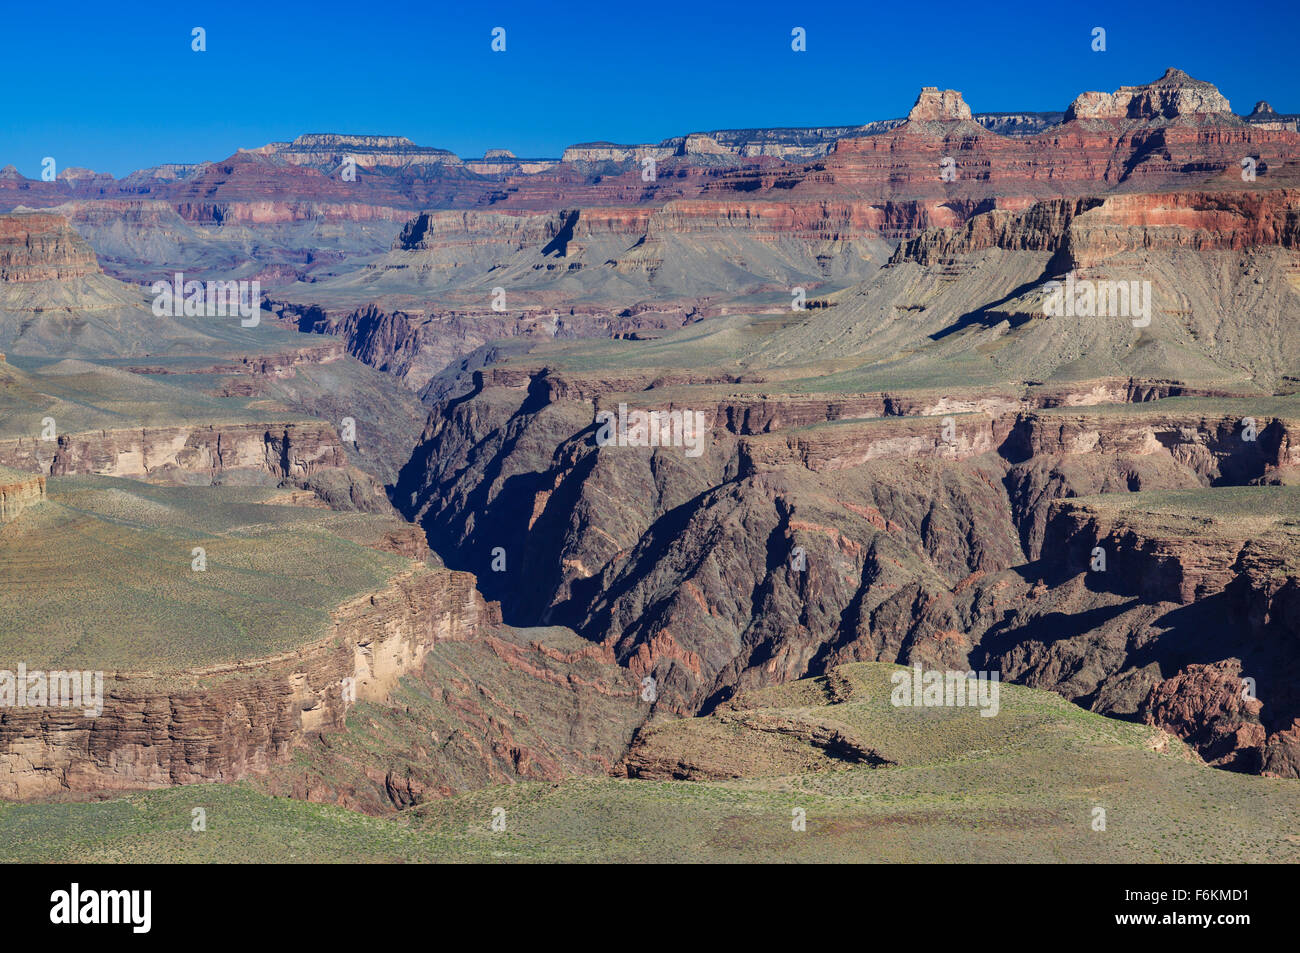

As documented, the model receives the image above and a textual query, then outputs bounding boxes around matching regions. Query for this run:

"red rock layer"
[0,213,100,281]
[894,189,1300,266]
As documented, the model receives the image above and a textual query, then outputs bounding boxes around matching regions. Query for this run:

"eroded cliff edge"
[0,567,497,799]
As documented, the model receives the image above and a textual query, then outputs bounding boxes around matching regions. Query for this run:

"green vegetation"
[3,664,1297,863]
[1032,394,1300,418]
[0,463,33,484]
[1070,483,1300,521]
[0,476,413,671]
[0,358,316,439]
[1062,485,1300,567]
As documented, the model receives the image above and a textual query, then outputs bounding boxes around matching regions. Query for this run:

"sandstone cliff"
[0,568,497,799]
[0,212,100,281]
[907,87,973,122]
[1065,68,1233,122]
[257,133,465,170]
[0,468,44,522]
[893,190,1300,268]
[0,421,346,484]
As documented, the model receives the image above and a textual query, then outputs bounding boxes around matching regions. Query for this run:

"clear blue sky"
[2,0,1296,177]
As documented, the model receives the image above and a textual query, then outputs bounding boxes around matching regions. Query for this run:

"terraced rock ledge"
[0,478,497,799]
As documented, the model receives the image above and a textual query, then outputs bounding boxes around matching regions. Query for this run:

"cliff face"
[685,73,1300,242]
[557,113,1066,166]
[0,421,347,483]
[0,471,44,522]
[797,121,1298,208]
[258,133,465,170]
[123,341,346,379]
[271,300,704,393]
[397,201,890,250]
[392,360,1300,774]
[1032,495,1300,774]
[1065,68,1233,121]
[1043,501,1268,605]
[894,190,1300,267]
[0,213,100,282]
[1006,410,1300,488]
[172,200,411,226]
[1059,190,1300,266]
[892,199,1101,264]
[907,87,973,122]
[0,569,498,799]
[166,154,417,225]
[255,625,645,814]
[396,208,588,250]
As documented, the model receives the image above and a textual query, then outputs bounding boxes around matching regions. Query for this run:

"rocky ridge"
[1065,68,1234,122]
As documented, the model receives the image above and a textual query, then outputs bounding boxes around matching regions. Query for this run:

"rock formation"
[255,133,465,169]
[907,87,973,122]
[0,467,44,522]
[1065,68,1233,121]
[0,567,498,799]
[0,212,100,282]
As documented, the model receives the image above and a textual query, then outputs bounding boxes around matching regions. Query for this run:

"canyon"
[1,65,1298,853]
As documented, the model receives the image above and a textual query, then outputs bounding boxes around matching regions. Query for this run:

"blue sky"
[2,0,1297,177]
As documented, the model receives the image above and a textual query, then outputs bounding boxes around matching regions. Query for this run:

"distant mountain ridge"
[0,68,1289,191]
